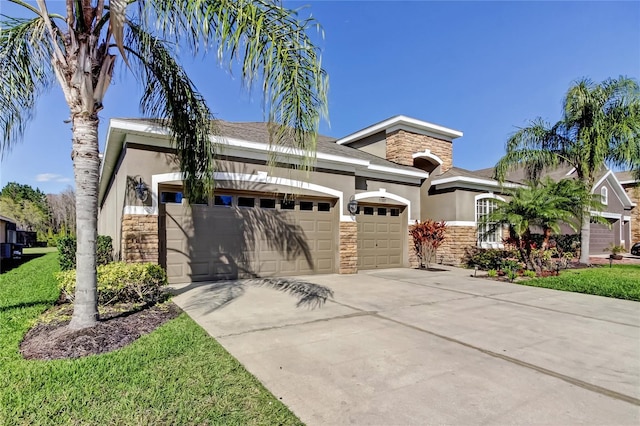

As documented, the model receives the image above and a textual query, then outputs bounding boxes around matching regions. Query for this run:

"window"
[300,201,313,211]
[377,207,387,216]
[476,197,500,246]
[390,208,400,217]
[601,187,608,205]
[318,202,331,212]
[281,199,295,210]
[260,198,276,209]
[363,207,374,215]
[214,195,233,207]
[161,191,183,204]
[238,197,255,208]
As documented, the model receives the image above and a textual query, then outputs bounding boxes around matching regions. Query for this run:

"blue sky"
[0,0,638,194]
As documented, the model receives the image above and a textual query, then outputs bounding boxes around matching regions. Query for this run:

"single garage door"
[589,219,615,254]
[161,190,337,283]
[357,204,404,269]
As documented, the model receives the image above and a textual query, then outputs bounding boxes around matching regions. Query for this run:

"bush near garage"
[57,262,167,305]
[57,235,113,271]
[464,247,520,271]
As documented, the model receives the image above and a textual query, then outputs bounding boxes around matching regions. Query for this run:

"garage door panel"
[376,223,389,233]
[390,223,401,233]
[317,221,332,232]
[190,261,210,277]
[362,223,376,233]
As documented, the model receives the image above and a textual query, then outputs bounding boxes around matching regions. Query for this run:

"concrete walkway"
[171,267,640,425]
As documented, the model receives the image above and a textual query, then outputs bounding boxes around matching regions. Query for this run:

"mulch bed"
[20,302,182,361]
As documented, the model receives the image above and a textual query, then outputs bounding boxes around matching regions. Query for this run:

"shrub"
[487,269,498,277]
[57,262,167,305]
[464,247,521,271]
[57,235,77,271]
[57,235,113,271]
[523,270,537,278]
[409,220,447,269]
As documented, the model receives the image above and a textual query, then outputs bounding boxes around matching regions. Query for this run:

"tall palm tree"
[494,77,640,264]
[0,0,328,329]
[481,180,581,271]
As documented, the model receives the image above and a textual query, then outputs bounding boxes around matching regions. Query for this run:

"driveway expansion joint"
[372,312,640,407]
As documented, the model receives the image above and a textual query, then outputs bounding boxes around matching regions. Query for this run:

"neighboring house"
[97,115,636,283]
[616,171,640,244]
[0,215,18,259]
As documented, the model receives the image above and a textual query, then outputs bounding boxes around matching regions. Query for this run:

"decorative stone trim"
[339,221,357,274]
[386,129,453,173]
[121,214,159,263]
[625,186,640,243]
[438,226,477,266]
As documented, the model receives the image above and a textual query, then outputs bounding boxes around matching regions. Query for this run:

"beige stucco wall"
[346,131,387,158]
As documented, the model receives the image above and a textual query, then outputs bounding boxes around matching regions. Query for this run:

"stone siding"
[438,226,477,266]
[408,227,419,269]
[386,129,453,173]
[339,221,358,274]
[625,185,640,243]
[121,214,159,263]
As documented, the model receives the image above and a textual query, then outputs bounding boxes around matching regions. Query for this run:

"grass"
[519,265,640,301]
[22,247,57,255]
[0,253,302,425]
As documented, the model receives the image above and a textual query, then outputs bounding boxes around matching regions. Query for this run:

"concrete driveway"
[171,267,640,425]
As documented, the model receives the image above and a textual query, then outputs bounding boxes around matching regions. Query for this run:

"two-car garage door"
[161,190,337,283]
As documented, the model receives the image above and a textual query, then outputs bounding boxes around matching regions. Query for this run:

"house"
[0,215,18,259]
[97,115,637,283]
[616,171,640,245]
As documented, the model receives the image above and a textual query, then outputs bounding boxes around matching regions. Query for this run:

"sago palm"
[0,0,328,329]
[494,77,640,264]
[481,180,583,271]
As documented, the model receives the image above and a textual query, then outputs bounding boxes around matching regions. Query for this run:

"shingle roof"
[117,118,421,174]
[615,170,639,184]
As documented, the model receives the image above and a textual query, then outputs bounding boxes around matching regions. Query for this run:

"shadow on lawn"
[0,253,47,274]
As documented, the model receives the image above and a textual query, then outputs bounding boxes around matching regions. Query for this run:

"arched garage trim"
[354,189,412,225]
[124,171,354,222]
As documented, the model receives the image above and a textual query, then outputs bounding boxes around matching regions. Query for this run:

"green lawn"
[0,253,302,425]
[519,265,640,301]
[22,246,57,255]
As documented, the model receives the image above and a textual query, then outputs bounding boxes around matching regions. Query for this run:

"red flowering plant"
[409,220,447,269]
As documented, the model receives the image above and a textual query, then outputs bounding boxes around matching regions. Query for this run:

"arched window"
[475,194,504,247]
[601,186,608,205]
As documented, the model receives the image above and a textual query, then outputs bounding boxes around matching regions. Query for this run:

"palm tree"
[0,0,328,329]
[481,180,582,271]
[494,77,640,264]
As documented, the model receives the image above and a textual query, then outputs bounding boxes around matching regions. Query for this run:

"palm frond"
[124,22,215,200]
[143,0,329,173]
[0,15,54,154]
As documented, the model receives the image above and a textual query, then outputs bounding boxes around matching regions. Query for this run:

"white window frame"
[475,193,505,248]
[601,186,608,206]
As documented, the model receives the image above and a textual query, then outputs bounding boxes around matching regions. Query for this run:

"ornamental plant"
[409,220,447,269]
[57,262,167,305]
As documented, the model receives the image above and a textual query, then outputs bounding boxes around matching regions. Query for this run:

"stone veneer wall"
[438,226,477,266]
[408,227,419,269]
[386,129,453,173]
[626,185,640,243]
[121,214,159,263]
[339,221,357,274]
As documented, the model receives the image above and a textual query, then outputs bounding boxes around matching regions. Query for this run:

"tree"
[0,182,49,232]
[409,220,447,270]
[47,186,76,236]
[1,0,328,329]
[494,77,640,264]
[480,180,583,272]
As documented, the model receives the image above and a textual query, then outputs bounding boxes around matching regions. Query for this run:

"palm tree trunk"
[579,209,591,265]
[68,114,100,330]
